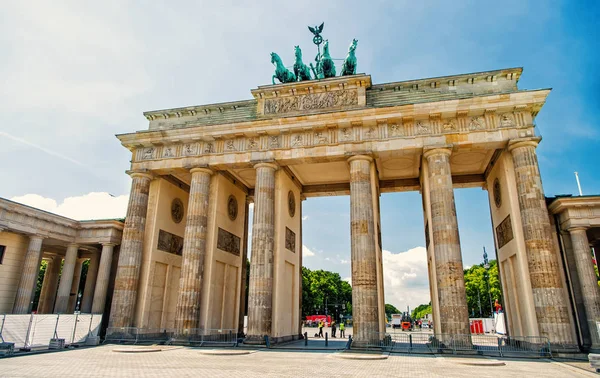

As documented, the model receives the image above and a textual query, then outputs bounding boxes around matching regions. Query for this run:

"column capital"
[189,166,214,176]
[29,234,47,241]
[253,161,279,170]
[67,243,79,248]
[347,154,373,164]
[101,242,117,247]
[507,137,541,152]
[126,169,154,180]
[423,146,452,159]
[568,226,588,233]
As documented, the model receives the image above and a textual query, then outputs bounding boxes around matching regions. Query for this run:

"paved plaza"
[0,345,594,377]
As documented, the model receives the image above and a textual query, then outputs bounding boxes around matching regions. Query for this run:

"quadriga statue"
[271,52,296,84]
[341,39,358,76]
[293,46,312,81]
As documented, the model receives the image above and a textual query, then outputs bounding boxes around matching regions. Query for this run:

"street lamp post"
[483,247,494,317]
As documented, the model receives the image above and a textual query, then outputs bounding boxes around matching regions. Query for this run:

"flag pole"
[575,172,583,196]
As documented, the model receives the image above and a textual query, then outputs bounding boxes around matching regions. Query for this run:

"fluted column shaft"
[81,253,100,313]
[39,256,61,313]
[247,162,277,340]
[109,171,153,328]
[175,167,213,333]
[569,227,600,348]
[92,243,115,314]
[424,148,470,337]
[67,258,85,312]
[509,139,573,344]
[55,244,79,313]
[13,235,44,314]
[348,155,379,344]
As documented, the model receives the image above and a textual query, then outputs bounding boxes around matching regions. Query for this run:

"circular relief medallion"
[493,178,502,208]
[227,195,238,221]
[171,198,184,224]
[288,191,296,218]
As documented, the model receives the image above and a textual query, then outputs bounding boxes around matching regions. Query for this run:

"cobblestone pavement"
[0,345,591,378]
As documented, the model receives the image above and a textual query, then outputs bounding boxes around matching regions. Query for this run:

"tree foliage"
[463,259,501,318]
[411,302,432,320]
[302,266,352,319]
[385,303,400,318]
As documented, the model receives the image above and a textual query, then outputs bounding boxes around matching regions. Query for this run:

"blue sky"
[1,1,598,309]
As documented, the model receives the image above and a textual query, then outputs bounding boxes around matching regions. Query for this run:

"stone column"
[13,235,44,314]
[38,256,61,313]
[238,199,250,336]
[348,155,379,344]
[54,244,79,313]
[109,171,153,329]
[81,253,100,313]
[67,258,85,312]
[174,167,213,334]
[246,162,277,343]
[91,243,115,314]
[569,227,600,349]
[508,138,573,344]
[423,147,470,338]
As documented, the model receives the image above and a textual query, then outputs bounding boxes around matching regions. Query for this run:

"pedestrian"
[318,320,324,338]
[339,322,345,338]
[331,321,337,338]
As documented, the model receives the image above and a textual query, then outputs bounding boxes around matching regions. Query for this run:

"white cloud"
[340,259,350,264]
[302,245,315,257]
[302,215,309,221]
[382,247,431,312]
[343,277,352,285]
[10,192,129,221]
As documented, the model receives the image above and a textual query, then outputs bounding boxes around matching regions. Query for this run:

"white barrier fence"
[0,314,102,350]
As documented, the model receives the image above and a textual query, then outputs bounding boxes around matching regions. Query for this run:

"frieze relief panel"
[133,109,533,161]
[217,227,241,256]
[496,214,514,249]
[157,229,184,256]
[264,89,359,115]
[285,227,296,253]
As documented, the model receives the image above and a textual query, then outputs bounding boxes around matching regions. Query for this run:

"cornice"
[548,196,600,214]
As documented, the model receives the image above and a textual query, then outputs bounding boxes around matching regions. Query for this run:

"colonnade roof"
[0,197,124,249]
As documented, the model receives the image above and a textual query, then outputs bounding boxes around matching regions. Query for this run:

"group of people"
[316,320,345,338]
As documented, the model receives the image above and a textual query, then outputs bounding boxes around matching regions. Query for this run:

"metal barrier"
[358,331,551,357]
[0,313,102,351]
[104,327,238,347]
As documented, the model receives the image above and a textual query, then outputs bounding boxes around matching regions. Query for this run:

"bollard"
[346,335,352,350]
[264,335,271,349]
[325,332,328,347]
[304,332,308,346]
[409,333,413,349]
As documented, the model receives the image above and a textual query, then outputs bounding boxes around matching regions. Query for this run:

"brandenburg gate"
[109,65,589,348]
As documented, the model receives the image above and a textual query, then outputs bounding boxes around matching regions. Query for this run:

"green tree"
[301,267,352,320]
[464,259,501,317]
[412,302,432,320]
[385,303,400,318]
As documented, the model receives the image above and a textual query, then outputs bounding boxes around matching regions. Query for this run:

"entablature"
[0,198,124,245]
[119,90,547,168]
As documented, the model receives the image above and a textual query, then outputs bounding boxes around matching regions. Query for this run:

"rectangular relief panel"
[264,89,358,115]
[495,214,514,249]
[217,228,241,256]
[157,230,184,255]
[285,227,296,253]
